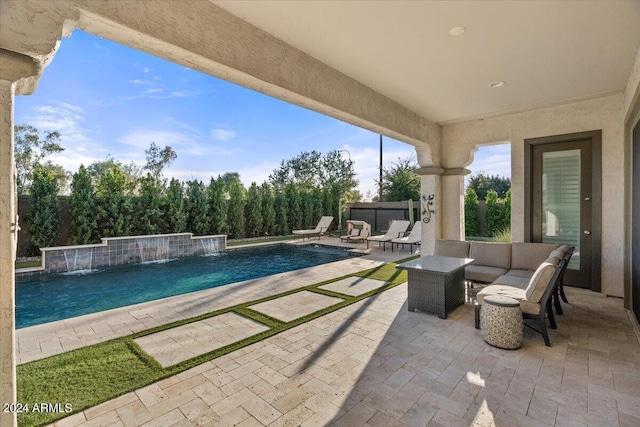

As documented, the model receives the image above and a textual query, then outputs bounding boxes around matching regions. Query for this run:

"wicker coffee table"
[396,255,474,319]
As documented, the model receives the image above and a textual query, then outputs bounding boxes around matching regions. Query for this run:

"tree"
[206,176,229,235]
[14,124,66,194]
[88,156,139,189]
[245,182,263,238]
[96,163,132,237]
[273,190,289,235]
[67,165,98,245]
[381,156,421,202]
[260,183,276,236]
[145,142,177,179]
[184,180,209,235]
[502,188,511,230]
[220,172,243,193]
[227,180,246,238]
[300,190,314,229]
[467,173,511,200]
[159,178,187,233]
[284,183,302,232]
[485,189,502,237]
[27,166,61,249]
[464,187,480,237]
[133,174,163,235]
[269,150,358,197]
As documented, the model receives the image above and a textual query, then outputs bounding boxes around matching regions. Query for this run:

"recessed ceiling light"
[450,26,466,36]
[488,81,505,88]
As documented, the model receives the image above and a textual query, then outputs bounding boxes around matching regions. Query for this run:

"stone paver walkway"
[49,285,640,427]
[249,291,344,323]
[135,313,271,368]
[318,277,389,296]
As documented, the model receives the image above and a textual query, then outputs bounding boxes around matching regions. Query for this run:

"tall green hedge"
[464,187,480,237]
[27,166,61,250]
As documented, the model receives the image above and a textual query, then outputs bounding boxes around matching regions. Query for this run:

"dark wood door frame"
[524,130,602,292]
[632,119,640,323]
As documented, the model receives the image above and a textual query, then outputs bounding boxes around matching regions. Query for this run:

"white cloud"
[467,144,511,179]
[23,102,110,172]
[143,67,152,73]
[211,128,236,141]
[118,128,242,158]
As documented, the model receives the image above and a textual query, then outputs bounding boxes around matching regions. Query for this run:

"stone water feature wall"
[39,233,226,273]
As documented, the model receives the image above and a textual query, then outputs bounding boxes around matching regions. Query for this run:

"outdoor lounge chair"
[292,216,333,241]
[340,220,371,243]
[366,220,410,251]
[391,221,421,253]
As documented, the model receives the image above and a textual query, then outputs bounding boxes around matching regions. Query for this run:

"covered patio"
[2,1,640,426]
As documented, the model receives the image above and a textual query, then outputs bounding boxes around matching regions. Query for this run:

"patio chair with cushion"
[292,216,333,241]
[366,220,410,251]
[391,221,421,253]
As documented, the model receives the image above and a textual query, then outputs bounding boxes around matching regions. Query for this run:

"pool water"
[16,244,350,328]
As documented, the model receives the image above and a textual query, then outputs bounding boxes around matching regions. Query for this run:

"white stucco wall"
[442,94,626,297]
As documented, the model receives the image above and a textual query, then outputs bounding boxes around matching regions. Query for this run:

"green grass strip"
[17,258,415,427]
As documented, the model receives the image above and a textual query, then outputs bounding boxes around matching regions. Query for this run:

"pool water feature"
[16,244,351,328]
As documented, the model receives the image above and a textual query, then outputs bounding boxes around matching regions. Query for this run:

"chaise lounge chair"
[340,220,371,243]
[366,220,410,251]
[292,216,333,241]
[391,221,421,253]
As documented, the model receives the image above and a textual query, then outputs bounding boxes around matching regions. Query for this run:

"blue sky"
[15,30,510,198]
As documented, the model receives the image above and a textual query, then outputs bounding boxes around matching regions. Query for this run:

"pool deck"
[16,238,640,426]
[16,238,407,364]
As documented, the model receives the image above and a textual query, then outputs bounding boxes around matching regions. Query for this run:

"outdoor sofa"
[434,239,573,346]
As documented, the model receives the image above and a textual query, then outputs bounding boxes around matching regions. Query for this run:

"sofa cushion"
[511,242,558,271]
[434,239,471,258]
[465,265,508,283]
[469,242,511,269]
[477,285,541,315]
[524,260,558,303]
[492,275,529,289]
[505,269,535,279]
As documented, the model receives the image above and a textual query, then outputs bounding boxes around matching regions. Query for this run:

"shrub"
[27,166,61,249]
[206,177,229,235]
[184,180,209,235]
[227,180,246,239]
[245,182,263,238]
[67,165,97,245]
[464,187,480,237]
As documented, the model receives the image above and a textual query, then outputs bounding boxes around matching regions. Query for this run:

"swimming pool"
[16,244,351,328]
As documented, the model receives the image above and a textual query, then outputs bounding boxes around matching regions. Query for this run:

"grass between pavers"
[17,257,417,426]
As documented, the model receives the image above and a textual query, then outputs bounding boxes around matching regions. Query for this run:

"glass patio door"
[532,140,593,288]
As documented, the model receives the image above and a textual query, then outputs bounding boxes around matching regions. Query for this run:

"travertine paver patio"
[49,285,640,427]
[248,291,344,323]
[135,313,271,367]
[319,277,389,296]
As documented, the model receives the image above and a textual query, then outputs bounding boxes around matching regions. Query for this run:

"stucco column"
[441,168,471,240]
[0,79,17,427]
[415,167,443,255]
[0,49,37,427]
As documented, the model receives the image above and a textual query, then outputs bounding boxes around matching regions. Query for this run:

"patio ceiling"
[213,0,640,125]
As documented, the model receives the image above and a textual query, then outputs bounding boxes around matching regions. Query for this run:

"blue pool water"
[16,244,350,329]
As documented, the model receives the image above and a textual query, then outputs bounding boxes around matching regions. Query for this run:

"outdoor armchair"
[292,216,333,241]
